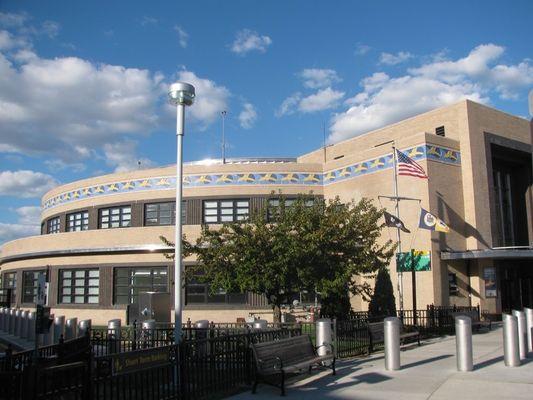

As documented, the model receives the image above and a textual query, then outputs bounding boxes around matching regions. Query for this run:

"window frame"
[66,210,89,232]
[22,270,46,304]
[2,272,17,305]
[144,201,186,226]
[202,199,250,224]
[448,273,459,297]
[267,197,315,221]
[99,205,132,229]
[58,268,100,305]
[113,267,168,305]
[47,217,60,234]
[185,271,247,305]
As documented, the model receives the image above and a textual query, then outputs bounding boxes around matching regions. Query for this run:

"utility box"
[129,292,171,324]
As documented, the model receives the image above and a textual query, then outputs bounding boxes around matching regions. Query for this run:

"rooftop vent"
[435,126,445,137]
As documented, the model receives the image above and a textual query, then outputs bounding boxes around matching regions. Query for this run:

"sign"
[36,274,47,306]
[484,267,497,298]
[396,250,431,272]
[112,347,170,375]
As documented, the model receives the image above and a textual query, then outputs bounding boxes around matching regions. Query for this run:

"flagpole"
[392,145,404,312]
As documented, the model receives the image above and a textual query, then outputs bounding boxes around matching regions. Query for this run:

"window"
[267,198,315,221]
[67,211,89,231]
[144,201,186,226]
[59,269,99,304]
[48,217,60,234]
[114,267,168,304]
[186,275,246,305]
[203,199,249,223]
[99,206,131,229]
[2,272,16,305]
[449,273,459,296]
[22,270,45,304]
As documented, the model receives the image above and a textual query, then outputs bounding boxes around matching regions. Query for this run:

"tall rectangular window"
[99,206,131,229]
[67,211,89,232]
[448,273,459,296]
[267,198,315,221]
[144,201,186,226]
[186,271,246,304]
[59,269,99,304]
[48,217,60,234]
[202,199,249,223]
[22,270,45,304]
[2,272,16,305]
[113,267,168,304]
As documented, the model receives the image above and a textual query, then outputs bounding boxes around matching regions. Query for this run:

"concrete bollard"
[108,319,122,354]
[14,309,22,337]
[316,319,333,357]
[53,316,65,344]
[43,313,55,345]
[455,315,473,371]
[20,310,29,339]
[28,311,36,342]
[384,317,401,371]
[78,319,91,338]
[65,318,78,340]
[503,313,520,367]
[512,310,527,360]
[525,307,533,355]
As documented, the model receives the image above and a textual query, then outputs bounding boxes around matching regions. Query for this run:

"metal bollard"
[65,318,78,340]
[9,309,16,335]
[316,319,333,358]
[53,316,65,344]
[512,310,527,360]
[384,317,401,371]
[0,307,5,332]
[503,313,520,367]
[455,315,473,371]
[108,319,122,354]
[28,311,36,342]
[252,319,268,330]
[78,319,91,338]
[43,313,54,345]
[14,309,22,337]
[525,308,533,355]
[20,310,29,339]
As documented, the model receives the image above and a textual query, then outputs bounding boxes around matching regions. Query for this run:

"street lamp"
[168,82,195,344]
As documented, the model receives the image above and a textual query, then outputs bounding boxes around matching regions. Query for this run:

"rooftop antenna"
[221,110,227,164]
[137,160,141,169]
[323,121,327,163]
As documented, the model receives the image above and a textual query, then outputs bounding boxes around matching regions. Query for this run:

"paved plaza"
[230,325,533,399]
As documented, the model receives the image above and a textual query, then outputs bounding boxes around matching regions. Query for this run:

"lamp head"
[168,82,195,106]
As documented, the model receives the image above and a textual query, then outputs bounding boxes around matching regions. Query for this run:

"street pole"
[392,146,404,312]
[174,103,184,344]
[411,249,417,325]
[221,111,226,164]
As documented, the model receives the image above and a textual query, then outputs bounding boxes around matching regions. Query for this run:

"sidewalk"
[229,326,533,400]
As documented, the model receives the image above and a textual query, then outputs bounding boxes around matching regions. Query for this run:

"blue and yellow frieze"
[42,144,461,210]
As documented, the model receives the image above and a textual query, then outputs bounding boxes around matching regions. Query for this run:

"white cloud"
[379,51,413,65]
[239,103,257,129]
[299,68,342,89]
[329,43,533,143]
[231,29,272,55]
[355,43,371,56]
[103,140,156,173]
[0,12,28,28]
[15,206,41,224]
[0,205,41,245]
[174,25,188,48]
[141,16,158,26]
[175,70,230,129]
[299,87,345,113]
[41,20,60,38]
[0,29,28,50]
[276,92,301,117]
[44,159,86,173]
[0,170,58,198]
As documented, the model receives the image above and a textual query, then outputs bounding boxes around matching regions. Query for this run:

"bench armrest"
[273,356,283,370]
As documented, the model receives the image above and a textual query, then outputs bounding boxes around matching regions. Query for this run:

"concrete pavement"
[229,326,533,399]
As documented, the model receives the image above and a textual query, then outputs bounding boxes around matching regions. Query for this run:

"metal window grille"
[59,269,99,304]
[435,126,445,137]
[48,217,60,234]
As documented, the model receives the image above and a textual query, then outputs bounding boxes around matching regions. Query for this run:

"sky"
[0,0,532,245]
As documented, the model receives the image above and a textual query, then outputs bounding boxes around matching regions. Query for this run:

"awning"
[441,248,533,260]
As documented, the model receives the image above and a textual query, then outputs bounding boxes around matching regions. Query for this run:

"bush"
[368,267,396,319]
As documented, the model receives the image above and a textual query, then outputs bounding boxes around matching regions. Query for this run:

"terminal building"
[0,100,531,325]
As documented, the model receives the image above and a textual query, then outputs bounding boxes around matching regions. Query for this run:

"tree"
[192,195,395,322]
[368,267,397,319]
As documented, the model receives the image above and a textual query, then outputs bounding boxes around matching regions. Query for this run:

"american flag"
[396,149,428,179]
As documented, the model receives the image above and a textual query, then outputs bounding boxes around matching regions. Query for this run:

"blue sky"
[0,0,532,244]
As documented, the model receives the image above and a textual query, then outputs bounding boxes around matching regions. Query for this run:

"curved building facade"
[1,100,532,325]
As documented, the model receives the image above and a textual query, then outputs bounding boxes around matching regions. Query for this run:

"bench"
[451,311,491,331]
[368,321,420,353]
[251,334,335,396]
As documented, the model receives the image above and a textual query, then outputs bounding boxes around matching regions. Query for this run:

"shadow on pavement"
[401,354,453,369]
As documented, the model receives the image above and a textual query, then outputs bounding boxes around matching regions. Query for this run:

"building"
[1,100,531,325]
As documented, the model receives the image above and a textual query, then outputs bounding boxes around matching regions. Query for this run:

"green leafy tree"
[368,267,397,319]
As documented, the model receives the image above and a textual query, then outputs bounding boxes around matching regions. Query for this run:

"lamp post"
[168,82,195,344]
